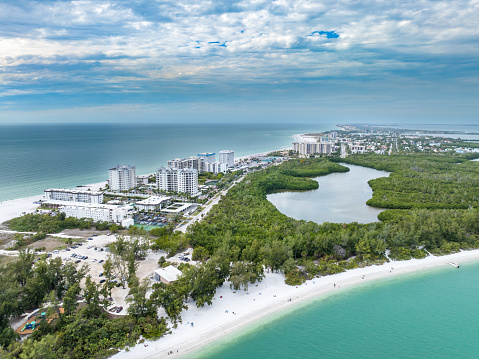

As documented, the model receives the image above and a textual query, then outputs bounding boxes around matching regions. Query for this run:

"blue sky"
[0,0,478,124]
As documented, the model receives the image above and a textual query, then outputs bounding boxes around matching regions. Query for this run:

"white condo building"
[167,156,204,172]
[292,142,333,155]
[219,150,235,167]
[156,167,198,195]
[57,202,134,227]
[198,152,215,163]
[108,165,137,191]
[198,153,215,171]
[44,188,103,204]
[203,161,228,174]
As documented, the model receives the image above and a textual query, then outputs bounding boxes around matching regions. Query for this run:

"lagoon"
[267,163,389,224]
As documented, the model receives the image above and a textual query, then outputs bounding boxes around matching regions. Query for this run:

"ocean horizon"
[2,121,479,203]
[0,122,328,202]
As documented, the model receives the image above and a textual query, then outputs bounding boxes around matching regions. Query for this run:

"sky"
[0,0,478,124]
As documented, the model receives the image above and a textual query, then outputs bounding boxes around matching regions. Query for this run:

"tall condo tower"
[156,167,198,195]
[108,165,137,191]
[219,150,235,167]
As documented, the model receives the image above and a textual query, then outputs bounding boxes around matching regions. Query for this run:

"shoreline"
[0,147,291,226]
[112,249,479,359]
[0,181,107,225]
[3,141,477,358]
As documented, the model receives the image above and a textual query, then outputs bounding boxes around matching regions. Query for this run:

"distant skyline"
[1,0,478,124]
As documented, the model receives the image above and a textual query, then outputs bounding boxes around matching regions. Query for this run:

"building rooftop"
[109,164,135,171]
[154,266,182,283]
[44,200,132,210]
[162,202,197,213]
[45,188,103,195]
[136,196,171,205]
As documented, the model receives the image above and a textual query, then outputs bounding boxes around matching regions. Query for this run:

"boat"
[449,262,460,268]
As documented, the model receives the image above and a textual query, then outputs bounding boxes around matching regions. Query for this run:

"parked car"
[74,260,81,264]
[98,259,104,264]
[116,306,123,313]
[99,272,103,277]
[99,279,106,283]
[87,237,93,240]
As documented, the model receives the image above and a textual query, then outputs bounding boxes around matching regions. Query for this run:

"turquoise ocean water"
[193,261,479,358]
[0,123,325,202]
[2,121,479,358]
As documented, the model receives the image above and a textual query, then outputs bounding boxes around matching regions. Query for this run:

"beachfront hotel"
[108,165,137,191]
[203,161,228,173]
[55,201,134,227]
[219,150,235,167]
[167,156,204,172]
[44,188,103,204]
[292,141,333,155]
[198,152,216,171]
[156,167,199,195]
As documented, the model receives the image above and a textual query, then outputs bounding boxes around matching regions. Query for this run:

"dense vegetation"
[188,155,479,285]
[3,154,479,357]
[5,212,108,233]
[337,153,479,209]
[0,249,168,357]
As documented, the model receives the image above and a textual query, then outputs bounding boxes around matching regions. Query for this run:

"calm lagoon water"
[267,163,389,224]
[193,261,479,359]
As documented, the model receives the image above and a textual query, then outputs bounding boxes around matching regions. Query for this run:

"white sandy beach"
[0,181,107,226]
[235,148,291,162]
[2,159,479,359]
[112,249,479,359]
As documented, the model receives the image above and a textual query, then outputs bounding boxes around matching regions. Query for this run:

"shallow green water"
[193,261,479,358]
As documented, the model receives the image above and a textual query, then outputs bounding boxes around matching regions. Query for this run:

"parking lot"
[49,233,196,314]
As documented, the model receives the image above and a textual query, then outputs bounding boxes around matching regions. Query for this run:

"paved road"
[176,176,244,233]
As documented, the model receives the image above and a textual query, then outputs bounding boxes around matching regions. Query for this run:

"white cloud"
[0,0,478,98]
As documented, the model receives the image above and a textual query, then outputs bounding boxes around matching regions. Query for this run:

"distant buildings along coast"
[38,149,248,228]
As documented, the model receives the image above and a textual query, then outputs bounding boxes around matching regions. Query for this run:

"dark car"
[74,260,81,264]
[98,259,104,263]
[116,306,123,313]
[99,279,106,283]
[99,272,103,277]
